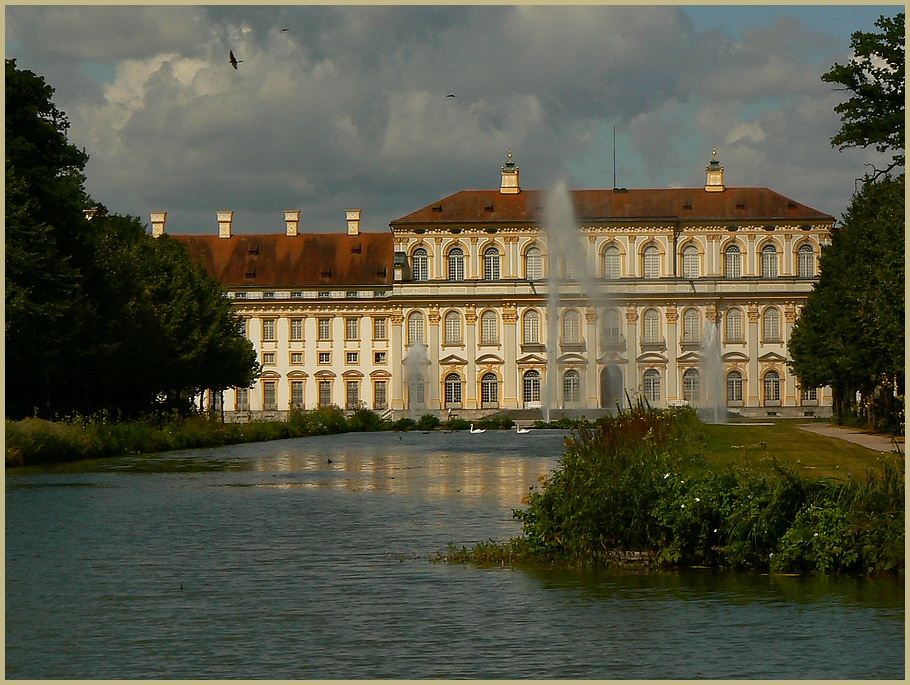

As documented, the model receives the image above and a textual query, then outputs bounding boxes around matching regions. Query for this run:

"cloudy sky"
[6,5,902,235]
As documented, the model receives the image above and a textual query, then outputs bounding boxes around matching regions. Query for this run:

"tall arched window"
[562,258,577,280]
[481,372,499,405]
[643,369,661,403]
[483,247,501,281]
[525,246,543,281]
[642,309,661,343]
[562,309,581,344]
[763,370,781,404]
[563,370,581,404]
[523,370,541,406]
[642,245,660,278]
[412,248,428,282]
[683,368,700,403]
[727,370,744,404]
[761,244,779,278]
[407,311,425,345]
[448,247,465,281]
[523,309,540,344]
[725,308,743,342]
[444,310,462,345]
[725,244,741,278]
[798,244,815,278]
[681,245,699,279]
[603,309,622,344]
[603,245,621,279]
[682,308,700,343]
[480,310,499,345]
[762,307,781,341]
[444,373,462,406]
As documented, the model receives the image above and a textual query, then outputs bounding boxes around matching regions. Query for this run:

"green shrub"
[416,414,441,430]
[392,417,418,431]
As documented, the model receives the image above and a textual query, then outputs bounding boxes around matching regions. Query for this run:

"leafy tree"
[821,12,905,177]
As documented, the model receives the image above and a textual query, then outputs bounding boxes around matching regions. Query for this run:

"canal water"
[6,430,904,679]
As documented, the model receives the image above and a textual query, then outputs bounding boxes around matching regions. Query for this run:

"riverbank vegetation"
[440,403,904,576]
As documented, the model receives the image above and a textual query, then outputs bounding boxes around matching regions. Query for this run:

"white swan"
[516,425,531,434]
[469,423,486,434]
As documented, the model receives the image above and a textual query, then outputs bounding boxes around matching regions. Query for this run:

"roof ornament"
[500,148,520,194]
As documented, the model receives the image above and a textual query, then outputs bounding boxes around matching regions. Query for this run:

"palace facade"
[160,151,835,421]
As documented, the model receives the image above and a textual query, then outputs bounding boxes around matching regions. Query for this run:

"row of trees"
[6,59,260,420]
[789,13,905,431]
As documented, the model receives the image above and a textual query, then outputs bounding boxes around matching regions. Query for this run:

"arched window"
[762,307,781,341]
[763,370,781,404]
[407,311,425,345]
[798,244,815,278]
[603,245,621,279]
[562,258,577,280]
[563,370,581,404]
[642,245,660,278]
[682,308,700,343]
[643,369,661,403]
[562,309,581,344]
[480,310,499,345]
[683,368,700,403]
[523,370,541,406]
[681,244,699,279]
[725,244,741,278]
[642,309,661,343]
[409,373,426,407]
[412,248,428,282]
[448,247,465,281]
[444,373,462,406]
[481,372,499,405]
[725,308,743,342]
[761,244,779,278]
[726,371,744,404]
[444,311,462,345]
[483,247,501,281]
[523,309,541,344]
[603,309,622,344]
[525,246,543,281]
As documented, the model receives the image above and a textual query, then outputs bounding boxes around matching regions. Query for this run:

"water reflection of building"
[162,150,834,420]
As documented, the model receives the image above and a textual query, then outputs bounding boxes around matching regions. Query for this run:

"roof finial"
[712,146,717,158]
[508,148,513,163]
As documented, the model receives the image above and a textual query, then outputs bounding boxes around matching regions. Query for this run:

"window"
[563,370,581,404]
[291,381,304,408]
[603,309,622,344]
[291,352,303,365]
[683,369,700,403]
[374,380,388,410]
[761,244,778,278]
[481,373,498,405]
[236,387,249,411]
[374,351,387,365]
[290,318,303,341]
[318,291,331,299]
[346,381,360,409]
[762,307,781,341]
[373,317,387,340]
[801,387,818,402]
[525,246,543,281]
[345,317,359,340]
[682,308,700,343]
[262,352,276,365]
[643,369,661,403]
[642,245,660,278]
[603,245,621,279]
[642,309,661,344]
[448,247,465,281]
[407,312,425,345]
[319,380,332,407]
[263,292,275,300]
[480,310,499,345]
[523,310,540,344]
[409,374,425,406]
[682,245,699,279]
[263,381,277,410]
[563,259,577,280]
[725,308,744,342]
[318,352,331,364]
[238,318,248,338]
[346,291,359,299]
[483,247,501,280]
[318,318,331,340]
[562,309,581,344]
[764,371,781,404]
[523,370,541,406]
[346,352,358,365]
[444,311,462,345]
[412,248,429,282]
[725,244,741,278]
[727,371,744,404]
[444,373,463,405]
[798,244,815,278]
[262,319,276,341]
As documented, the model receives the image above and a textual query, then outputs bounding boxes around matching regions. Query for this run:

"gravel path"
[798,424,903,453]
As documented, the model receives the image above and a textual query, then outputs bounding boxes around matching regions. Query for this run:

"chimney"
[285,210,301,237]
[217,211,233,239]
[346,209,361,236]
[500,149,520,194]
[150,211,167,238]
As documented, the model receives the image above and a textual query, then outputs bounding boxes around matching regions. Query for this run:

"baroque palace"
[157,151,835,421]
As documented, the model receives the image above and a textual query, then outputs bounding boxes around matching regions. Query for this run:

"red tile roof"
[172,232,394,288]
[391,187,834,225]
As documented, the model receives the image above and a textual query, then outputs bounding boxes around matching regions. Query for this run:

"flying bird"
[446,93,456,98]
[229,50,242,69]
[281,27,290,32]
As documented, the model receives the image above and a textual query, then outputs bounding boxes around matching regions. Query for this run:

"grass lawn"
[699,419,903,479]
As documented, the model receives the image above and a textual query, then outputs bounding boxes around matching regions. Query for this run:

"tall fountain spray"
[402,341,430,417]
[699,320,726,424]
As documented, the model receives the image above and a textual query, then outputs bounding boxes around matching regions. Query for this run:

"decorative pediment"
[517,353,547,366]
[475,353,504,365]
[369,369,392,378]
[287,370,309,379]
[676,351,702,364]
[314,370,336,378]
[636,351,668,364]
[342,369,364,378]
[596,352,628,365]
[722,351,750,363]
[556,352,587,365]
[260,371,281,380]
[758,351,788,363]
[439,353,468,366]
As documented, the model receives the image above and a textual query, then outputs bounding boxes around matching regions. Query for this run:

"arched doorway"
[600,366,624,410]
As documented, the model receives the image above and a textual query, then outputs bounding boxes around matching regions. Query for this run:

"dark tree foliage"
[5,59,260,419]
